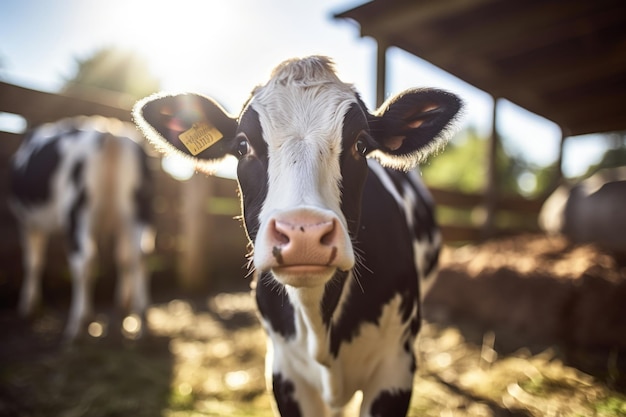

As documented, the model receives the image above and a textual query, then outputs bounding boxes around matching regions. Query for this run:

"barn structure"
[2,0,625,297]
[335,0,626,235]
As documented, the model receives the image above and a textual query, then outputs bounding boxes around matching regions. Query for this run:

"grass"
[1,294,624,417]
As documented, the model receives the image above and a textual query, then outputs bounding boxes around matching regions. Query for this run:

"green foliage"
[420,128,486,193]
[595,395,626,416]
[581,133,626,178]
[63,46,160,100]
[497,142,556,198]
[421,126,556,198]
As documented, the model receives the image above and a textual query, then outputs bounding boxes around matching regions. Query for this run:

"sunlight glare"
[122,314,142,339]
[224,370,250,389]
[162,155,195,181]
[88,321,105,338]
[178,382,193,396]
[162,154,237,181]
[517,171,537,196]
[0,113,27,134]
[93,0,243,93]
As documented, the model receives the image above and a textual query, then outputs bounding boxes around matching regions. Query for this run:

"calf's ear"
[368,89,463,170]
[133,93,238,172]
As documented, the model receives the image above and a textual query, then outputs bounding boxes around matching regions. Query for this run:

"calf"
[134,56,461,416]
[9,116,153,342]
[540,167,626,253]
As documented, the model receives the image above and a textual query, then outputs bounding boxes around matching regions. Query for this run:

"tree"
[581,132,626,178]
[420,127,486,193]
[62,46,160,100]
[421,126,555,198]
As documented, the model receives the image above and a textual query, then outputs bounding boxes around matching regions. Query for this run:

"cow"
[134,56,462,417]
[540,167,626,254]
[9,115,154,342]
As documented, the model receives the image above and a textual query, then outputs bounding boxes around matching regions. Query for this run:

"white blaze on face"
[250,61,358,285]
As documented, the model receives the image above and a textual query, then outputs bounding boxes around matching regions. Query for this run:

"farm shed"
[335,0,626,234]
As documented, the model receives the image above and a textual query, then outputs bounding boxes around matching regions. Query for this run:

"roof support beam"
[482,96,499,238]
[335,0,626,136]
[356,0,496,36]
[376,41,388,108]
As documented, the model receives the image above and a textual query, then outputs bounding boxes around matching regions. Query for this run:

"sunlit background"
[0,0,613,185]
[2,3,625,416]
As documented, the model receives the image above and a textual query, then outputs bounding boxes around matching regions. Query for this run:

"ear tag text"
[178,122,223,155]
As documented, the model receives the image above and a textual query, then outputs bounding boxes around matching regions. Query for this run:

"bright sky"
[0,0,608,178]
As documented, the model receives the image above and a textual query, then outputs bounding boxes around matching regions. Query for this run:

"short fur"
[134,56,462,417]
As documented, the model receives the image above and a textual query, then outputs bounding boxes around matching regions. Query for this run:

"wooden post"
[552,128,566,192]
[483,96,499,238]
[376,41,388,108]
[178,172,214,291]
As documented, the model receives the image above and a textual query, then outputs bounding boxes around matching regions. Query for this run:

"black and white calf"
[9,116,153,342]
[134,56,461,417]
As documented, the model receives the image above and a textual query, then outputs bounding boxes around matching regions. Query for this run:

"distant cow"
[540,167,626,253]
[9,116,154,342]
[134,56,461,416]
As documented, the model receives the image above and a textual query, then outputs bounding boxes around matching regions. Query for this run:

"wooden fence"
[0,81,249,305]
[0,81,543,303]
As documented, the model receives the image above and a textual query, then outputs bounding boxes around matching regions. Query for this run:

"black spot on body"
[134,142,153,225]
[410,317,420,337]
[256,272,296,339]
[68,188,88,254]
[386,168,437,243]
[70,159,84,187]
[329,170,418,357]
[10,136,62,206]
[370,389,412,417]
[399,289,415,323]
[272,246,284,264]
[422,245,440,279]
[320,270,349,327]
[409,351,417,374]
[272,373,301,417]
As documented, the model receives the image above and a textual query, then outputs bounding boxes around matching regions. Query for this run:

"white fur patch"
[251,59,357,223]
[268,293,415,413]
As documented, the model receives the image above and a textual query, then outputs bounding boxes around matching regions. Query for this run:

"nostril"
[271,220,290,245]
[320,219,337,246]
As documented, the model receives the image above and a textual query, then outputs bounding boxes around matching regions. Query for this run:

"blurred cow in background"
[540,167,626,254]
[9,116,154,342]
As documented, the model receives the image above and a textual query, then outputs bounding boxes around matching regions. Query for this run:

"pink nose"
[268,212,340,267]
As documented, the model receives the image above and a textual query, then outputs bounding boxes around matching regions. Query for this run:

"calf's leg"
[268,340,329,417]
[359,346,415,417]
[18,227,48,318]
[65,199,96,342]
[115,222,150,338]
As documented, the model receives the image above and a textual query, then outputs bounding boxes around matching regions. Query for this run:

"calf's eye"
[355,138,368,156]
[236,139,250,157]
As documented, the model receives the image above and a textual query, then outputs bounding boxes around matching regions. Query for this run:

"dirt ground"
[1,234,626,417]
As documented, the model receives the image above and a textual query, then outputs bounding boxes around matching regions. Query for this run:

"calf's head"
[134,56,461,288]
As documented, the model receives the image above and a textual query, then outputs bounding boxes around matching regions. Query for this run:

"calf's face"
[134,56,461,288]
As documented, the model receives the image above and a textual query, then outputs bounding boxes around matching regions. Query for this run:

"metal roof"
[335,0,626,137]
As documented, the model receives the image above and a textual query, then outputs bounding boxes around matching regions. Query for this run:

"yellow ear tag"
[178,122,223,156]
